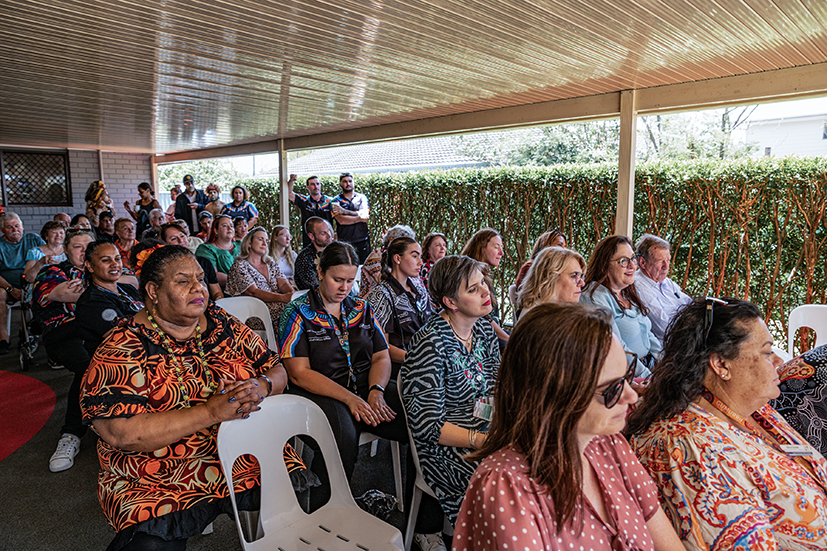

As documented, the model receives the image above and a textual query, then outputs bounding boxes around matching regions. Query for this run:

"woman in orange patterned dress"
[81,245,289,551]
[627,298,827,551]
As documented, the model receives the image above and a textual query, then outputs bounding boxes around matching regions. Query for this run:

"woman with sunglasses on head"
[455,303,684,551]
[366,236,432,379]
[626,298,827,551]
[580,235,661,377]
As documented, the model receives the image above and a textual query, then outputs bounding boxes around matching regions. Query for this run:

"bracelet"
[369,384,385,394]
[257,374,273,397]
[468,429,477,449]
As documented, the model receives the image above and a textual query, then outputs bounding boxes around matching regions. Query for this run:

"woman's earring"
[452,308,458,313]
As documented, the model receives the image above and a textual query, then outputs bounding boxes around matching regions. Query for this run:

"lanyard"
[701,387,821,475]
[328,303,356,392]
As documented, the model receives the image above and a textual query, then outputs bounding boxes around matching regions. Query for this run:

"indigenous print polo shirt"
[278,288,387,386]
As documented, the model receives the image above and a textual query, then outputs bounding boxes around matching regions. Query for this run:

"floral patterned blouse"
[630,402,827,551]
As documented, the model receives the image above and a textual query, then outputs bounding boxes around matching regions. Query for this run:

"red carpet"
[0,370,56,461]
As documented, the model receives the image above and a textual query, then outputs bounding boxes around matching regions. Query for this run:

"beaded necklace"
[146,310,217,408]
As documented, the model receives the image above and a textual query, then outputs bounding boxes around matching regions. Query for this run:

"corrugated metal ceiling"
[1,0,826,154]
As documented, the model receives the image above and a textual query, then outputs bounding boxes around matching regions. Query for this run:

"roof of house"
[256,132,512,176]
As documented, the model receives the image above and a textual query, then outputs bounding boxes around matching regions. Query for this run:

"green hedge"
[245,157,827,348]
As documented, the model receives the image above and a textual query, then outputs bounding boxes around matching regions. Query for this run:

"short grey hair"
[149,208,165,218]
[2,212,21,225]
[428,255,486,311]
[635,234,670,261]
[381,225,416,248]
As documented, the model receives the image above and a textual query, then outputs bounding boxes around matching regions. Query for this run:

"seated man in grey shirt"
[633,234,692,341]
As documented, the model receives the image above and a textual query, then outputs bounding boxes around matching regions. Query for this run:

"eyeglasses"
[703,297,729,342]
[611,256,638,268]
[596,351,637,409]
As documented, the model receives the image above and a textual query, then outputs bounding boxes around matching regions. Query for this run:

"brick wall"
[7,150,151,232]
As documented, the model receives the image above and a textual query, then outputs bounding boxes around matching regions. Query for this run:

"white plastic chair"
[397,373,451,551]
[772,346,792,363]
[788,304,827,356]
[216,296,277,351]
[508,284,518,310]
[217,394,404,551]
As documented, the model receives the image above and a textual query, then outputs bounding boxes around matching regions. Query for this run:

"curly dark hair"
[624,297,763,437]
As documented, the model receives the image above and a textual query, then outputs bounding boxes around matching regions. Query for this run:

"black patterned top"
[366,276,432,353]
[400,313,500,523]
[294,243,321,290]
[773,344,827,457]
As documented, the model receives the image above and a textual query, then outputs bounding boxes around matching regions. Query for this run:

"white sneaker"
[49,434,81,472]
[414,533,446,551]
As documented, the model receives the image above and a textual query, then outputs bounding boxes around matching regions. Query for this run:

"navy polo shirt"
[278,288,387,385]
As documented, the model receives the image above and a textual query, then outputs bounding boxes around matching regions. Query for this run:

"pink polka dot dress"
[452,434,660,551]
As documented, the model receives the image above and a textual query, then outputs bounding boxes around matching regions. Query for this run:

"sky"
[225,96,827,176]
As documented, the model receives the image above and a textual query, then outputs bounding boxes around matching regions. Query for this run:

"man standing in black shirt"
[332,172,371,263]
[173,174,209,234]
[294,217,334,290]
[288,174,335,249]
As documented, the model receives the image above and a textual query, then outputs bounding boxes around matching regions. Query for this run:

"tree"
[157,159,242,191]
[455,107,759,167]
[638,107,758,161]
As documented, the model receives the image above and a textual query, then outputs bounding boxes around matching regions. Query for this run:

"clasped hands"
[204,378,266,422]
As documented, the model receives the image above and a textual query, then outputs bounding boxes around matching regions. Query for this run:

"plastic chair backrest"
[216,296,277,350]
[397,372,430,489]
[788,304,827,355]
[217,395,363,545]
[508,284,518,310]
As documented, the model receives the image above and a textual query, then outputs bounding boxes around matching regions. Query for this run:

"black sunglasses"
[597,351,637,409]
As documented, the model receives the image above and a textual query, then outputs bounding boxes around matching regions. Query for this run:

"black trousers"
[349,238,372,264]
[289,375,443,532]
[43,320,91,438]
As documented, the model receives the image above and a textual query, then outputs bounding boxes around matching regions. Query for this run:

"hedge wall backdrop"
[245,157,827,351]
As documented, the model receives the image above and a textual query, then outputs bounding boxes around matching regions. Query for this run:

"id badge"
[473,397,494,421]
[781,444,813,456]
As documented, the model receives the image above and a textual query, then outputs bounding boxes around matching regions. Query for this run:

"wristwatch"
[369,384,385,394]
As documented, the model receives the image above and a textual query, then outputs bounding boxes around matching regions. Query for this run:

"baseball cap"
[183,174,194,183]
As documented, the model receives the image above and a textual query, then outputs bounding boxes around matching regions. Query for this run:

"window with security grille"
[0,150,72,206]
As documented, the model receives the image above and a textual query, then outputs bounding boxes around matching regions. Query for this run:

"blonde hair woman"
[269,225,298,287]
[516,246,585,319]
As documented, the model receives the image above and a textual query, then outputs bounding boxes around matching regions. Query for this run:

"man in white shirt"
[634,234,692,341]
